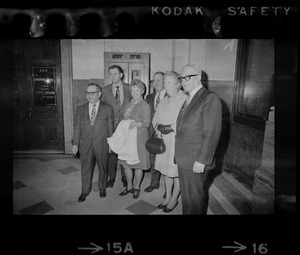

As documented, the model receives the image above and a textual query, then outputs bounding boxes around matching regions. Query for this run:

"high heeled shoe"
[157,203,167,209]
[132,189,140,199]
[163,201,178,213]
[119,188,134,196]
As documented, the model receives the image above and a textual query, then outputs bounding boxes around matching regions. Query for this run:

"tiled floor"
[13,154,254,215]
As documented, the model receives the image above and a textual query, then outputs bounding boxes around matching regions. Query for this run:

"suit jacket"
[175,87,222,171]
[101,83,132,130]
[72,102,114,155]
[145,92,156,136]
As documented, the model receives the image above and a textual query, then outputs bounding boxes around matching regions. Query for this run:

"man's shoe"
[121,177,128,187]
[144,185,159,193]
[78,193,88,202]
[106,179,115,188]
[99,189,106,198]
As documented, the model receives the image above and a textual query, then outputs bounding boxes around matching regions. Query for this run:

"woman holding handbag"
[152,71,187,213]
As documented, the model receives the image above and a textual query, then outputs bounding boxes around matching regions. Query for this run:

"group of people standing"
[72,64,222,215]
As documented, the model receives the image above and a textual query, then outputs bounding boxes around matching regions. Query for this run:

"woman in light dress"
[153,71,187,213]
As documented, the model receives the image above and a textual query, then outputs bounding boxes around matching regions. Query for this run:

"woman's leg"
[162,175,174,206]
[124,165,133,190]
[134,169,144,190]
[167,177,180,209]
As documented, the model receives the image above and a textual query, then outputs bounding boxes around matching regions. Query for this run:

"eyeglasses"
[85,91,100,96]
[181,74,198,82]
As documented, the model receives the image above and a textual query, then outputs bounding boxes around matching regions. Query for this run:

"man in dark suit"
[144,71,166,193]
[175,64,222,214]
[101,65,132,188]
[72,83,114,202]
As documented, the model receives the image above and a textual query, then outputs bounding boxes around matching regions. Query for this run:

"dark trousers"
[178,167,209,215]
[149,153,161,188]
[80,149,108,193]
[108,153,125,182]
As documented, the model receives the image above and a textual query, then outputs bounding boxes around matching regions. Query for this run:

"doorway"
[104,52,150,95]
[13,39,64,152]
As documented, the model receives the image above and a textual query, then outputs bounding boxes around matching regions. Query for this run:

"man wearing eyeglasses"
[72,83,114,202]
[175,64,222,214]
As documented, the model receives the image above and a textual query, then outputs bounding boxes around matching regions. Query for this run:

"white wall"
[72,39,237,81]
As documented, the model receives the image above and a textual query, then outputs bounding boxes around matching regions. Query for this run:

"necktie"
[155,92,160,111]
[90,104,96,125]
[115,86,121,106]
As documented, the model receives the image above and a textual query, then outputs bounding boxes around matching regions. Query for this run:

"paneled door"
[13,39,64,152]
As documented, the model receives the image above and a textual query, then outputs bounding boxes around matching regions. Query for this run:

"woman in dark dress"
[118,79,151,199]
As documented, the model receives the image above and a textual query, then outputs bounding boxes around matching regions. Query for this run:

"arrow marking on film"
[78,242,104,254]
[222,241,247,253]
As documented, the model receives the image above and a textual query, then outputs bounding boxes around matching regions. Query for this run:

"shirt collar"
[89,100,100,107]
[113,83,123,90]
[157,89,166,97]
[188,85,202,99]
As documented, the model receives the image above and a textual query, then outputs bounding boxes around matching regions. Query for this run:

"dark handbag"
[145,133,166,154]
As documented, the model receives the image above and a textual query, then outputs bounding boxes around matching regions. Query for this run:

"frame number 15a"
[107,242,133,253]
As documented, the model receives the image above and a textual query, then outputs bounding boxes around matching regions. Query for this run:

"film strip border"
[0,6,298,38]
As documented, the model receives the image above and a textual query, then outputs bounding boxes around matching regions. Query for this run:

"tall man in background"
[101,65,132,188]
[144,71,166,193]
[72,83,114,201]
[175,64,222,214]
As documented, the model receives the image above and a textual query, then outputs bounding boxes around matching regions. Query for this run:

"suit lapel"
[83,104,91,124]
[95,103,104,121]
[150,93,155,111]
[182,87,205,117]
[177,87,206,130]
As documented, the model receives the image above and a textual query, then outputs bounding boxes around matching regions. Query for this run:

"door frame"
[104,52,150,95]
[60,39,74,154]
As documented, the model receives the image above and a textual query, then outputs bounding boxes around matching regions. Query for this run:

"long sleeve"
[72,107,81,146]
[197,93,222,165]
[107,105,114,136]
[140,103,151,128]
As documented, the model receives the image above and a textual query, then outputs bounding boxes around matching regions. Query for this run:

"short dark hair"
[108,65,124,75]
[87,83,102,93]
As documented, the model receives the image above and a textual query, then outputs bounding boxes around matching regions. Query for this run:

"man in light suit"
[175,64,222,214]
[144,71,167,193]
[101,65,132,188]
[72,83,114,201]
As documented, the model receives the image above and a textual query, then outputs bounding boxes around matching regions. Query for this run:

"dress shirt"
[154,90,166,106]
[89,100,100,119]
[112,83,124,106]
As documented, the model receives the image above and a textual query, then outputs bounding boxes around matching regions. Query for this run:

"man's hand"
[193,161,205,173]
[157,124,174,135]
[72,145,78,156]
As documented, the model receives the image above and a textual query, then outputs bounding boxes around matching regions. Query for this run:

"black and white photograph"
[0,0,297,254]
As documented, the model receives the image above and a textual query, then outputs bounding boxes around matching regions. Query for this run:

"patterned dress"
[152,90,187,177]
[118,98,151,170]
